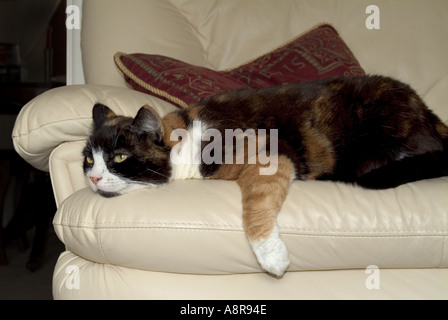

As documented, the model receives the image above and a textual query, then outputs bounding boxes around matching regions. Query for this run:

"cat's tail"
[358,121,448,189]
[357,150,448,189]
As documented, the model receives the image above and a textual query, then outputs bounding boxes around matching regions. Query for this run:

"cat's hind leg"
[237,155,295,277]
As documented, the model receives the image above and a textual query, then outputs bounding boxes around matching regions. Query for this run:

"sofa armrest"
[12,84,178,171]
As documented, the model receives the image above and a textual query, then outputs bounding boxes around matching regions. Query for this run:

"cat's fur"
[83,75,448,277]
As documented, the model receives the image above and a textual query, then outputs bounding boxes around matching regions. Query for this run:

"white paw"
[251,227,290,277]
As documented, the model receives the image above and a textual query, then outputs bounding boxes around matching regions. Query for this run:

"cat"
[83,75,448,277]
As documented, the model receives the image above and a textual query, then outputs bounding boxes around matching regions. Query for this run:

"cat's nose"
[90,176,102,185]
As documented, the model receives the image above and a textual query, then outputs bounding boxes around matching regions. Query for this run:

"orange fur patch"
[237,155,295,241]
[187,104,205,120]
[301,124,335,179]
[436,121,448,139]
[209,163,244,180]
[162,112,187,147]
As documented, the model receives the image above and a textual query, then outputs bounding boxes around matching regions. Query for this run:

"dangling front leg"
[237,155,295,277]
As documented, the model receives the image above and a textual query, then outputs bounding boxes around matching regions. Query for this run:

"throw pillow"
[114,23,365,108]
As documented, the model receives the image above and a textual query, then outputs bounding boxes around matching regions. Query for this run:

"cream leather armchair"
[13,0,448,299]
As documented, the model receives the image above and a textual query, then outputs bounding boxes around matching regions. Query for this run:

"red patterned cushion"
[114,23,365,108]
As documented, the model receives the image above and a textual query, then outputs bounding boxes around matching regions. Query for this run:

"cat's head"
[83,103,171,197]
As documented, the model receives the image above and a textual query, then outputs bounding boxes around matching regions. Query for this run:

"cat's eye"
[114,154,128,163]
[86,156,94,164]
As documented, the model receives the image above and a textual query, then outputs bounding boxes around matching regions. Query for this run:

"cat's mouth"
[91,179,156,198]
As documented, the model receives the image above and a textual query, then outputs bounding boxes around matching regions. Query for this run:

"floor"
[0,226,65,300]
[0,150,65,300]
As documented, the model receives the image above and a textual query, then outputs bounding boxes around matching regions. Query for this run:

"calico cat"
[83,75,448,277]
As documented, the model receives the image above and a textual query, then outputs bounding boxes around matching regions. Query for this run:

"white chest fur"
[169,121,203,181]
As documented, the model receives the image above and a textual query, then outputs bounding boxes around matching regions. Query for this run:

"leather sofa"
[12,0,448,299]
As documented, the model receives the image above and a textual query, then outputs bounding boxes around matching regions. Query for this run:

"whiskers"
[146,167,170,180]
[156,185,171,192]
[127,167,171,192]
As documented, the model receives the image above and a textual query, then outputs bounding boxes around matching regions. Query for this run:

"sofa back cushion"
[80,0,447,120]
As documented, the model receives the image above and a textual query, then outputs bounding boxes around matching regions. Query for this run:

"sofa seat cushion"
[52,250,448,299]
[53,177,448,275]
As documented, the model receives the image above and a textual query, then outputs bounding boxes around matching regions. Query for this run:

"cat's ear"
[92,103,117,130]
[132,105,164,141]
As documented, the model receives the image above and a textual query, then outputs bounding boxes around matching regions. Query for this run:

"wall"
[0,0,61,82]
